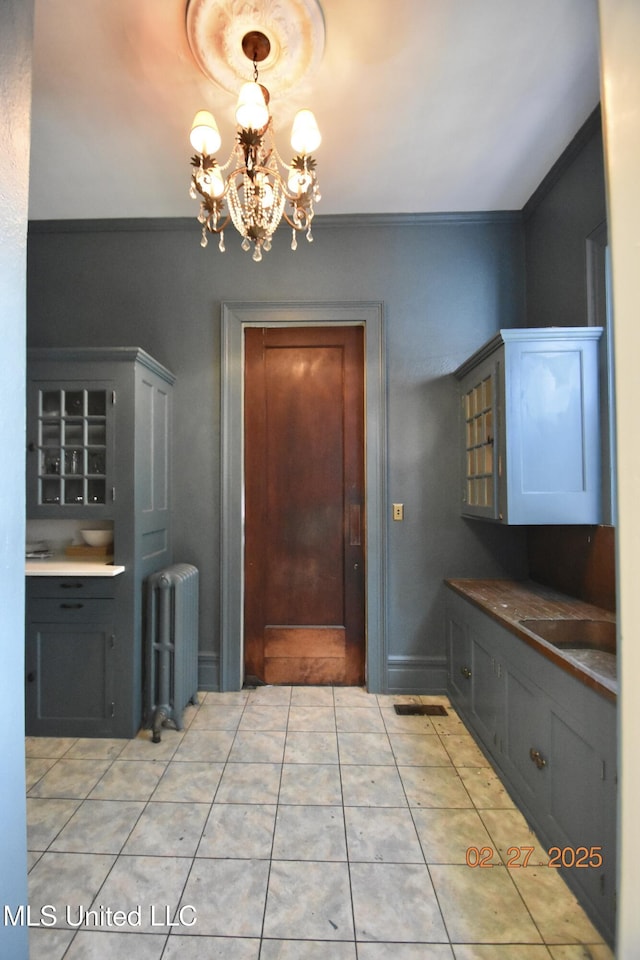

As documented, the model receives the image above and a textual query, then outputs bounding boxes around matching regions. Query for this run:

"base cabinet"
[446,590,616,944]
[25,577,117,737]
[26,619,116,738]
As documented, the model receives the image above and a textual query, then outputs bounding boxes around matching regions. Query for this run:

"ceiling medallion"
[186,0,325,99]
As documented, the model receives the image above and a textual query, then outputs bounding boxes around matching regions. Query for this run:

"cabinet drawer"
[27,577,116,600]
[28,597,115,623]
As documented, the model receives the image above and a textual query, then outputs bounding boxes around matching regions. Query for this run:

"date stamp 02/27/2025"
[465,845,604,869]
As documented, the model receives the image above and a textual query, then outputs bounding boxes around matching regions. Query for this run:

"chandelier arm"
[281,207,311,230]
[205,212,232,234]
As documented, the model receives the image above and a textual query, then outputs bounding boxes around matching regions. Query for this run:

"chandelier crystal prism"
[189,31,321,262]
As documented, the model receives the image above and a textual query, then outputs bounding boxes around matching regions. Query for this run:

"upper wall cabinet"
[454,327,603,524]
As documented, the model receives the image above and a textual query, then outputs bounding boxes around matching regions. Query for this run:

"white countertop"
[25,557,125,577]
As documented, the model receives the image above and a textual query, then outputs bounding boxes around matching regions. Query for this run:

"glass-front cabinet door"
[27,381,114,516]
[460,359,499,520]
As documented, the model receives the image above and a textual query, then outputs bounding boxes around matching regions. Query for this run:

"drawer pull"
[530,748,546,770]
[27,671,36,683]
[60,602,84,610]
[60,583,84,589]
[460,666,472,679]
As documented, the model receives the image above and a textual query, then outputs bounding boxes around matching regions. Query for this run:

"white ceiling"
[28,0,601,221]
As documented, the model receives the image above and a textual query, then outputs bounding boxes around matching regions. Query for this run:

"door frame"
[220,301,387,692]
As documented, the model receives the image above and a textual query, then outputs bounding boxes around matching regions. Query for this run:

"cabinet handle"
[529,748,546,769]
[27,672,36,683]
[60,602,84,610]
[60,582,84,589]
[460,666,472,679]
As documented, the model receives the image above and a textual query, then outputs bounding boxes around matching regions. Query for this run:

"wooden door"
[244,325,365,685]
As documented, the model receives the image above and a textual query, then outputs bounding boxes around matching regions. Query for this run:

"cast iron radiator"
[145,563,199,742]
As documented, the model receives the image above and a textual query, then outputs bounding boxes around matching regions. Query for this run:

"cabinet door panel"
[548,706,606,848]
[547,704,615,937]
[26,622,114,735]
[447,613,472,709]
[503,666,549,808]
[471,632,502,753]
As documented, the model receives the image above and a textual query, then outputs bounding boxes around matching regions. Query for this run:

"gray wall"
[1,1,32,956]
[524,116,612,522]
[524,115,607,328]
[28,213,528,691]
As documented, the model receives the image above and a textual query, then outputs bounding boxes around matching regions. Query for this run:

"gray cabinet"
[25,577,116,737]
[26,348,175,738]
[446,607,472,710]
[447,605,503,756]
[446,590,616,943]
[469,626,503,756]
[454,327,603,524]
[502,660,550,810]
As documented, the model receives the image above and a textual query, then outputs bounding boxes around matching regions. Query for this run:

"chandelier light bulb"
[261,182,274,209]
[199,166,225,199]
[287,166,312,195]
[235,82,269,130]
[256,173,275,208]
[290,109,321,155]
[190,111,222,156]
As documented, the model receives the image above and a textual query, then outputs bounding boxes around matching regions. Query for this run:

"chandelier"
[188,31,321,262]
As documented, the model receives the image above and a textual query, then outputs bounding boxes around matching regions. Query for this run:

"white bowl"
[80,529,113,547]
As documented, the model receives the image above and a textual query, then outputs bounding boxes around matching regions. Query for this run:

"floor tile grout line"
[257,692,293,950]
[388,700,456,949]
[337,691,359,949]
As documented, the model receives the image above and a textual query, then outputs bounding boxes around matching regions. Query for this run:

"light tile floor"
[25,687,614,960]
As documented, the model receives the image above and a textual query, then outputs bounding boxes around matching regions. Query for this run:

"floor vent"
[394,704,448,716]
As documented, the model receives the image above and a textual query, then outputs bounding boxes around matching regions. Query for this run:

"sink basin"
[519,619,616,654]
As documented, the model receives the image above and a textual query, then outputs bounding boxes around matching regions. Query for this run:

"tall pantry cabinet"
[25,348,175,738]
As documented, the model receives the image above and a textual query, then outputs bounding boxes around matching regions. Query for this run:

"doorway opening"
[219,302,387,692]
[244,325,365,685]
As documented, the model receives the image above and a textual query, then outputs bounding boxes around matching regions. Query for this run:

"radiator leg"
[151,577,173,743]
[151,706,169,743]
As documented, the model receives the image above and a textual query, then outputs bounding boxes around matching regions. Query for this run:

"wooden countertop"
[25,557,125,577]
[445,578,616,702]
